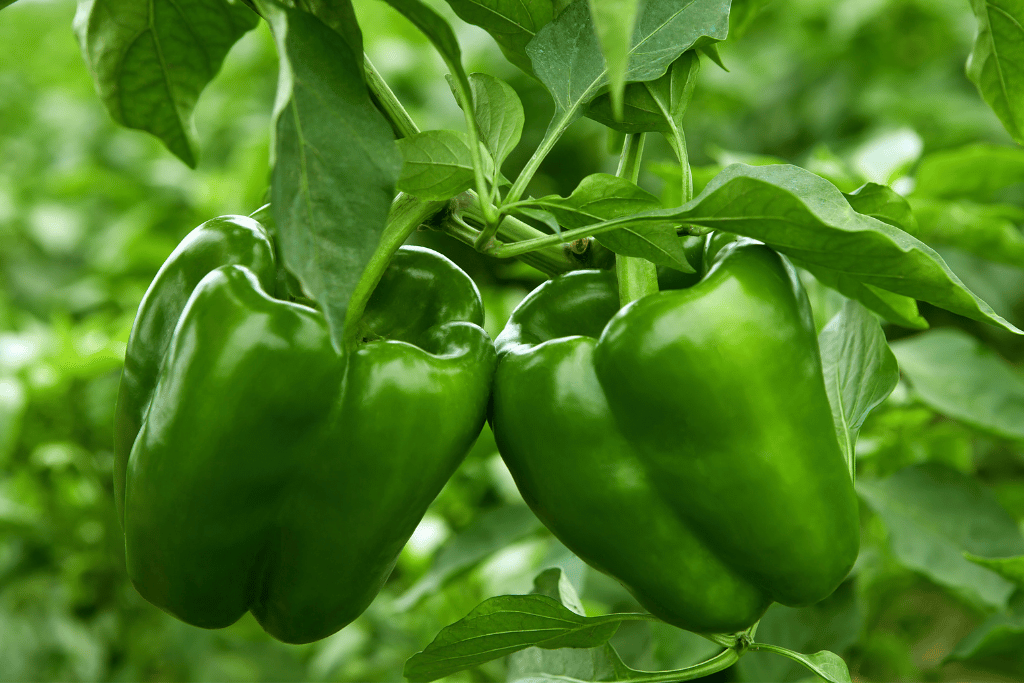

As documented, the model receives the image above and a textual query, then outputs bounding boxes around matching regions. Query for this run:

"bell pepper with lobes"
[490,239,859,633]
[113,215,495,644]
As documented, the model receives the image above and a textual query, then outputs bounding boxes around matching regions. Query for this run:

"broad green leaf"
[73,0,257,168]
[515,174,694,271]
[967,0,1024,145]
[403,593,621,682]
[915,144,1024,201]
[610,164,1021,334]
[857,464,1024,610]
[910,197,1024,268]
[528,0,728,116]
[396,506,542,610]
[261,2,401,349]
[397,129,491,200]
[588,0,642,118]
[818,301,900,476]
[965,553,1024,587]
[843,183,917,234]
[439,0,559,74]
[891,328,1024,440]
[450,73,525,173]
[947,593,1024,676]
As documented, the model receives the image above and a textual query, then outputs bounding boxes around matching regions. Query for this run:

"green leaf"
[915,143,1024,201]
[403,593,621,682]
[614,164,1020,334]
[967,0,1024,145]
[261,2,401,350]
[396,506,543,610]
[0,0,19,9]
[857,463,1024,610]
[890,328,1024,440]
[818,301,900,477]
[738,583,860,683]
[73,0,257,168]
[965,553,1024,588]
[747,645,853,683]
[515,174,695,272]
[843,183,917,234]
[397,129,491,200]
[947,593,1024,676]
[587,51,701,167]
[451,73,524,174]
[438,0,559,75]
[527,0,729,117]
[588,0,642,118]
[284,0,362,45]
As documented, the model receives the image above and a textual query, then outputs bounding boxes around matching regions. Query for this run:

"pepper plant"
[11,0,1024,680]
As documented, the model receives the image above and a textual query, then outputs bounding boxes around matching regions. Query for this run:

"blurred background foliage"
[3,0,1024,680]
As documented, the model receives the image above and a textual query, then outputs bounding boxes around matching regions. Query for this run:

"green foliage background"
[3,0,1024,681]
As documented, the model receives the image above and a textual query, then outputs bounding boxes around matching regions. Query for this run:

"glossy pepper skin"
[114,215,495,644]
[490,240,859,634]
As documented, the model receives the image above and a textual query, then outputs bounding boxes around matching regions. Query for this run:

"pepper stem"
[343,194,445,351]
[614,133,659,307]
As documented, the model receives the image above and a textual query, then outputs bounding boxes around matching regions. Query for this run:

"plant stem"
[452,192,610,274]
[364,55,419,138]
[489,211,715,258]
[614,133,659,306]
[343,193,445,350]
[503,109,578,207]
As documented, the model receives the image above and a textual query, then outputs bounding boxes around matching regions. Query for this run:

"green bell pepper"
[490,239,859,633]
[114,215,495,644]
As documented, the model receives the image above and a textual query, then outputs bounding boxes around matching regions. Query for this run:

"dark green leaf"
[0,0,19,9]
[617,164,1020,334]
[857,464,1024,609]
[844,183,917,233]
[397,129,488,200]
[526,0,729,116]
[967,0,1024,145]
[73,0,258,167]
[507,569,637,683]
[818,301,900,476]
[891,328,1024,440]
[261,2,401,349]
[403,594,621,682]
[439,0,559,74]
[915,144,1024,201]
